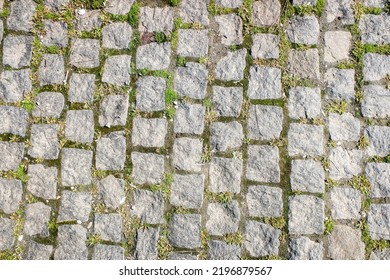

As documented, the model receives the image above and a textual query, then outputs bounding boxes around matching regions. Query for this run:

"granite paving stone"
[361,85,390,118]
[65,110,94,144]
[61,148,93,186]
[215,49,246,81]
[287,124,324,157]
[206,201,240,236]
[169,214,201,249]
[324,31,352,63]
[68,74,95,103]
[179,0,209,26]
[245,221,280,257]
[286,15,320,45]
[69,39,100,68]
[58,191,92,222]
[327,225,365,260]
[0,218,15,251]
[170,174,204,209]
[28,124,60,160]
[248,105,283,141]
[368,204,390,240]
[251,0,281,27]
[32,92,64,118]
[251,33,279,59]
[363,53,390,82]
[75,10,101,32]
[177,29,208,58]
[209,157,243,194]
[172,138,203,172]
[288,87,321,119]
[365,126,390,157]
[329,113,361,141]
[288,49,320,80]
[248,66,282,100]
[290,159,325,193]
[54,225,88,260]
[0,69,32,102]
[132,118,167,148]
[0,106,28,137]
[131,189,164,224]
[103,22,132,49]
[246,145,280,183]
[96,131,127,171]
[136,76,166,112]
[210,121,243,152]
[0,179,23,214]
[7,0,36,32]
[174,103,205,134]
[102,55,131,86]
[27,164,57,200]
[93,244,124,260]
[212,86,243,117]
[23,202,51,237]
[215,14,243,46]
[288,237,323,260]
[131,152,165,185]
[135,228,159,260]
[174,63,208,100]
[246,185,283,218]
[330,187,361,220]
[94,214,122,243]
[325,0,354,25]
[325,68,355,100]
[0,142,24,171]
[329,147,362,180]
[366,163,390,198]
[98,94,129,127]
[208,240,241,260]
[3,35,33,69]
[26,241,52,260]
[38,54,65,86]
[106,0,134,15]
[359,14,390,45]
[136,42,171,70]
[139,6,173,33]
[98,176,126,209]
[42,20,68,47]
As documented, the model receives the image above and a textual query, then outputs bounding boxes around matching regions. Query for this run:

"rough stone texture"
[208,240,241,260]
[216,0,243,8]
[177,29,208,58]
[245,221,280,257]
[103,22,132,49]
[330,187,361,220]
[248,66,282,99]
[329,147,362,180]
[286,15,320,45]
[58,191,92,222]
[288,237,323,260]
[0,142,24,171]
[42,20,68,47]
[366,163,390,198]
[363,0,386,7]
[106,0,134,15]
[54,225,87,260]
[96,131,126,171]
[288,124,324,157]
[132,189,164,224]
[251,33,279,59]
[215,49,246,81]
[68,74,95,103]
[132,118,167,148]
[136,76,165,112]
[61,148,93,186]
[368,204,390,240]
[99,94,129,127]
[248,105,283,140]
[168,253,197,260]
[27,164,57,200]
[324,31,352,63]
[69,39,100,68]
[0,106,28,137]
[75,10,101,32]
[215,14,243,46]
[363,53,390,82]
[175,63,208,99]
[179,0,209,26]
[94,214,122,243]
[65,110,94,144]
[102,55,131,86]
[328,225,365,260]
[38,54,65,86]
[212,86,243,117]
[246,145,280,183]
[251,0,281,27]
[172,138,202,172]
[26,241,52,260]
[246,185,283,218]
[32,92,64,118]
[0,179,23,214]
[139,6,173,33]
[131,152,165,185]
[44,0,70,11]
[359,14,390,45]
[290,159,325,193]
[23,202,51,237]
[209,157,243,194]
[136,42,171,70]
[170,174,204,209]
[325,68,355,100]
[365,126,390,157]
[28,124,60,160]
[329,113,361,141]
[370,249,390,260]
[362,85,390,118]
[7,0,36,32]
[288,49,320,80]
[0,69,32,102]
[288,195,324,235]
[169,214,201,249]
[93,244,124,260]
[288,87,321,119]
[174,103,205,134]
[0,218,14,251]
[135,228,159,260]
[326,0,354,25]
[98,176,126,209]
[206,201,240,236]
[293,0,317,5]
[3,35,33,69]
[210,121,243,152]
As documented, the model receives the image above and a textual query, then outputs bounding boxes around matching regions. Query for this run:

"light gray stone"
[206,201,240,236]
[215,14,243,46]
[61,148,93,186]
[3,35,33,69]
[287,124,324,157]
[94,214,122,242]
[0,69,32,102]
[215,49,246,81]
[99,94,129,127]
[0,218,14,251]
[177,29,208,58]
[24,202,51,237]
[328,225,365,259]
[0,179,22,214]
[365,126,390,157]
[248,105,283,140]
[0,106,28,137]
[329,147,362,180]
[288,237,323,260]
[325,68,355,100]
[93,244,124,260]
[132,118,167,148]
[248,66,282,99]
[106,0,134,15]
[7,0,36,32]
[96,131,126,171]
[58,191,92,222]
[102,55,131,86]
[28,124,60,160]
[209,157,242,194]
[54,225,87,260]
[290,159,325,193]
[251,33,279,59]
[286,15,320,45]
[44,0,70,11]
[370,248,390,260]
[42,20,68,47]
[99,175,126,209]
[175,63,208,99]
[329,113,361,141]
[75,10,101,31]
[170,174,204,209]
[366,163,390,198]
[293,0,317,6]
[245,221,280,257]
[216,0,243,8]
[288,49,320,80]
[326,0,354,25]
[330,187,361,220]
[136,76,165,112]
[168,253,197,260]
[69,39,100,68]
[27,164,57,200]
[363,53,390,82]
[362,85,390,118]
[368,204,390,240]
[174,103,205,134]
[103,22,132,49]
[169,214,201,249]
[324,31,352,63]
[179,0,209,26]
[68,74,95,103]
[359,14,390,45]
[0,142,24,171]
[139,6,173,33]
[131,152,165,185]
[246,185,283,218]
[246,145,280,183]
[251,0,281,27]
[132,187,165,224]
[211,121,243,152]
[32,92,64,118]
[136,42,171,70]
[65,110,94,144]
[38,54,65,85]
[288,87,321,119]
[172,138,202,172]
[208,240,241,260]
[135,228,159,260]
[26,241,52,260]
[363,0,386,7]
[212,86,243,117]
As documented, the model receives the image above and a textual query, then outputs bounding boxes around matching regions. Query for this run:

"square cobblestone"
[65,110,94,144]
[327,225,365,259]
[7,0,36,32]
[32,92,64,118]
[215,0,243,8]
[251,0,281,27]
[329,147,362,180]
[0,178,23,214]
[99,94,129,127]
[288,237,323,260]
[169,214,201,249]
[75,10,101,32]
[0,69,32,102]
[132,189,164,224]
[208,240,241,260]
[288,87,321,119]
[139,6,173,33]
[251,33,279,59]
[24,202,51,237]
[134,228,159,260]
[69,39,100,68]
[246,145,280,183]
[325,68,355,100]
[136,42,171,70]
[212,86,243,117]
[288,49,320,80]
[246,185,283,218]
[368,204,390,240]
[363,53,390,82]
[248,105,283,140]
[330,187,361,220]
[54,225,87,260]
[215,49,246,81]
[93,244,124,260]
[0,142,24,171]
[326,0,354,25]
[291,159,325,193]
[329,113,361,141]
[96,131,126,171]
[172,137,202,172]
[58,191,92,223]
[211,121,243,152]
[38,54,65,86]
[3,35,33,69]
[0,106,28,137]
[61,148,93,186]
[177,29,208,58]
[28,124,60,160]
[26,241,52,260]
[175,63,208,99]
[42,20,68,47]
[68,74,95,103]
[131,152,165,185]
[359,14,390,45]
[366,163,390,198]
[286,15,320,45]
[365,126,390,157]
[209,157,243,194]
[102,55,131,86]
[324,31,352,63]
[245,221,280,257]
[174,104,205,135]
[103,22,132,49]
[362,85,390,118]
[136,76,166,112]
[206,201,240,236]
[27,164,57,200]
[94,214,122,243]
[248,66,282,99]
[132,118,167,148]
[105,0,134,15]
[215,14,243,46]
[98,175,126,209]
[170,174,204,209]
[288,124,324,157]
[179,0,209,26]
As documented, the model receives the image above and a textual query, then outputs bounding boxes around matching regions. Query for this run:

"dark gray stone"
[179,0,209,26]
[209,157,242,194]
[215,14,243,46]
[136,76,166,112]
[246,145,280,183]
[366,163,390,198]
[324,31,352,63]
[0,142,24,171]
[42,20,68,47]
[32,92,64,118]
[131,152,165,185]
[0,69,32,102]
[0,178,23,214]
[175,63,208,99]
[177,29,208,58]
[54,225,88,260]
[212,86,243,117]
[132,189,164,224]
[288,237,323,260]
[103,22,132,49]
[287,123,324,157]
[26,241,52,260]
[210,121,243,152]
[170,174,204,209]
[288,87,321,119]
[169,214,201,249]
[329,147,362,180]
[132,118,167,148]
[94,214,122,242]
[96,131,126,171]
[98,175,126,209]
[288,49,320,80]
[139,6,173,33]
[99,94,129,127]
[368,204,390,240]
[136,42,171,70]
[174,103,205,134]
[7,0,36,32]
[69,39,100,68]
[27,164,57,200]
[248,105,283,140]
[23,202,51,237]
[365,126,390,157]
[0,218,14,251]
[245,221,280,257]
[3,35,33,69]
[359,14,390,45]
[76,10,101,31]
[291,159,325,193]
[363,53,390,82]
[38,54,65,86]
[328,225,365,259]
[208,240,241,260]
[93,244,124,260]
[44,0,70,11]
[370,248,390,260]
[325,0,354,25]
[251,0,281,27]
[102,55,131,86]
[172,138,203,172]
[28,124,60,160]
[0,106,28,137]
[325,68,355,101]
[106,0,134,15]
[206,201,240,236]
[68,74,95,103]
[135,227,159,260]
[246,185,283,218]
[251,33,279,59]
[330,187,361,220]
[286,15,320,45]
[58,191,92,222]
[248,66,282,99]
[362,85,390,118]
[215,49,246,81]
[61,148,93,186]
[65,110,94,144]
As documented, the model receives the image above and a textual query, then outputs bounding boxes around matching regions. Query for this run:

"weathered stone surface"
[362,85,390,118]
[288,87,321,119]
[132,189,164,224]
[136,76,165,112]
[103,22,132,49]
[169,214,201,249]
[329,147,362,180]
[288,49,320,80]
[102,55,131,86]
[368,204,390,240]
[245,221,280,257]
[246,145,280,183]
[172,138,202,172]
[106,0,134,15]
[324,31,352,63]
[326,0,354,25]
[206,201,240,236]
[365,126,390,157]
[330,187,361,220]
[7,0,36,32]
[38,54,65,85]
[135,228,159,260]
[44,0,70,11]
[132,118,167,148]
[0,142,24,171]
[363,53,390,82]
[288,237,323,260]
[54,225,87,260]
[248,66,282,99]
[131,152,165,185]
[28,124,60,160]
[96,131,126,171]
[75,10,101,32]
[208,240,241,260]
[139,6,173,33]
[69,39,100,68]
[210,157,242,194]
[61,148,93,186]
[366,163,390,198]
[93,244,124,260]
[136,42,171,70]
[325,68,355,100]
[363,0,386,7]
[293,0,317,5]
[174,103,205,134]
[211,121,243,152]
[27,164,57,200]
[215,49,246,81]
[68,74,95,103]
[168,253,197,260]
[175,63,208,99]
[178,29,208,58]
[99,94,129,127]
[171,174,204,209]
[42,20,68,47]
[98,175,125,209]
[329,113,361,141]
[24,202,51,237]
[0,106,28,137]
[248,105,283,140]
[26,241,52,260]
[286,15,320,45]
[370,248,390,260]
[251,33,279,59]
[328,225,365,260]
[288,124,324,157]
[32,92,64,118]
[215,14,243,46]
[212,86,243,117]
[0,218,14,251]
[0,69,32,102]
[359,14,390,45]
[288,195,324,235]
[94,214,122,243]
[291,159,325,193]
[251,0,281,27]
[247,185,283,218]
[179,0,209,26]
[3,35,33,68]
[0,179,23,214]
[58,191,92,222]
[65,110,94,144]
[216,0,243,8]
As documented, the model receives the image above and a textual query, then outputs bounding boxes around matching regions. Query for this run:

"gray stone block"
[65,110,94,144]
[0,142,24,171]
[136,42,171,70]
[131,189,164,224]
[325,68,355,100]
[365,126,390,157]
[212,86,243,117]
[32,92,64,118]
[75,10,101,31]
[363,0,386,7]
[0,179,22,214]
[291,159,325,193]
[366,163,390,198]
[54,225,88,260]
[288,237,323,260]
[44,0,70,11]
[169,214,201,249]
[102,55,131,86]
[24,202,51,237]
[288,49,320,80]
[370,248,390,260]
[363,53,390,82]
[177,29,208,58]
[0,106,28,136]
[69,39,100,68]
[215,14,243,46]
[68,74,95,103]
[211,121,243,152]
[246,145,280,183]
[136,76,166,112]
[172,138,203,172]
[206,201,240,236]
[94,214,122,242]
[175,63,208,99]
[135,228,159,260]
[3,35,33,68]
[251,33,279,59]
[170,174,204,209]
[246,185,283,218]
[248,66,282,99]
[179,0,209,26]
[329,147,362,180]
[0,69,32,102]
[327,225,365,259]
[103,22,132,49]
[93,244,124,260]
[248,105,283,140]
[362,85,390,118]
[215,0,243,8]
[99,94,129,127]
[288,123,324,157]
[58,191,92,222]
[324,31,352,63]
[215,49,246,81]
[61,148,93,186]
[368,204,390,240]
[139,6,173,33]
[7,0,36,32]
[27,164,57,200]
[96,131,126,171]
[251,0,281,27]
[325,0,354,24]
[330,187,361,220]
[286,15,320,45]
[329,113,361,141]
[26,241,52,260]
[359,14,390,45]
[174,103,205,134]
[28,124,60,160]
[245,221,280,257]
[105,0,134,15]
[42,20,68,47]
[38,54,65,85]
[209,157,242,194]
[132,118,167,148]
[288,87,321,119]
[98,175,126,209]
[208,240,241,260]
[131,152,165,185]
[0,218,15,251]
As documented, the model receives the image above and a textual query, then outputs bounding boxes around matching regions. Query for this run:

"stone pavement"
[0,0,390,260]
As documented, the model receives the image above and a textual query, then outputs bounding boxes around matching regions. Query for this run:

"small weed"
[349,175,371,196]
[0,250,17,260]
[321,157,330,170]
[337,60,355,69]
[264,217,286,229]
[0,8,10,19]
[328,140,337,148]
[223,232,245,245]
[155,32,166,43]
[201,145,212,163]
[150,173,173,199]
[326,100,348,114]
[293,0,325,17]
[325,178,337,189]
[199,56,208,64]
[177,56,187,67]
[271,137,287,147]
[357,136,369,149]
[169,0,180,7]
[87,234,102,246]
[386,74,390,90]
[207,1,232,16]
[364,44,390,55]
[157,234,173,259]
[359,220,390,258]
[128,2,140,28]
[48,219,58,236]
[324,217,334,235]
[191,22,204,30]
[205,191,232,203]
[361,198,372,212]
[199,229,210,260]
[355,90,364,104]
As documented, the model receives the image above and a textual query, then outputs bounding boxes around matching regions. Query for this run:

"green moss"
[169,0,181,7]
[150,173,173,199]
[205,191,233,203]
[326,100,349,114]
[177,56,187,67]
[0,8,10,19]
[87,234,102,246]
[293,0,325,17]
[337,60,355,69]
[363,7,382,14]
[0,250,17,260]
[364,44,390,55]
[223,232,245,245]
[128,2,140,28]
[155,32,167,43]
[264,217,286,229]
[357,136,369,149]
[207,0,233,16]
[324,217,334,235]
[157,230,173,260]
[349,175,371,196]
[359,220,390,258]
